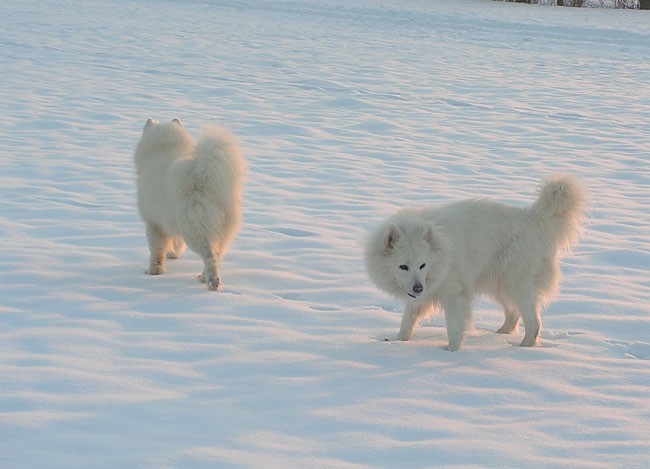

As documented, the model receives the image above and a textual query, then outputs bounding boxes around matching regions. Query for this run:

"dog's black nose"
[413,284,423,294]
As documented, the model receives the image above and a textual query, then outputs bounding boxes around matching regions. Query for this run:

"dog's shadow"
[374,325,562,351]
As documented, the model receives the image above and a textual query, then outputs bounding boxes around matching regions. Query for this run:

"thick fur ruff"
[365,174,586,350]
[134,118,245,290]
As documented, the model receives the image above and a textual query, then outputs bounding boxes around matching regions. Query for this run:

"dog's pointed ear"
[422,222,440,251]
[144,117,156,130]
[384,223,402,252]
[171,118,183,127]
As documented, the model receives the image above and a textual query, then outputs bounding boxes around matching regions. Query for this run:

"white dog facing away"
[365,175,586,350]
[134,118,245,290]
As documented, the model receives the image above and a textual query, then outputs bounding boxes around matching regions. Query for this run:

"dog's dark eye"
[399,265,409,271]
[420,263,426,270]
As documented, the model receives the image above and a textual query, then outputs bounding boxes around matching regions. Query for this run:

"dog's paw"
[207,276,221,291]
[145,267,164,275]
[385,333,410,342]
[519,337,540,347]
[445,342,461,352]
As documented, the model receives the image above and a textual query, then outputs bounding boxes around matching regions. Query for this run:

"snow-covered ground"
[1,0,649,467]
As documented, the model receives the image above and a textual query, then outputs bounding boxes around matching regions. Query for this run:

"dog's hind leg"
[395,301,431,341]
[146,224,170,275]
[195,243,222,291]
[497,302,521,334]
[513,285,542,347]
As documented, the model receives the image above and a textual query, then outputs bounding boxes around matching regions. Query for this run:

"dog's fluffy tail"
[530,174,586,251]
[193,124,246,208]
[178,124,246,248]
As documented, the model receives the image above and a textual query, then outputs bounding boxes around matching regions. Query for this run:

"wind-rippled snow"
[1,0,649,467]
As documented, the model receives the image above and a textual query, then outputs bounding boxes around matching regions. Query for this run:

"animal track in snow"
[607,340,650,360]
[275,292,306,302]
[309,305,340,312]
[541,330,586,340]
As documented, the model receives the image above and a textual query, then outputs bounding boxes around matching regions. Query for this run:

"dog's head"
[134,117,193,164]
[366,217,450,301]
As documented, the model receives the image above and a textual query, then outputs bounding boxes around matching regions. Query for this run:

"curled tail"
[182,124,246,248]
[194,124,246,207]
[530,174,586,250]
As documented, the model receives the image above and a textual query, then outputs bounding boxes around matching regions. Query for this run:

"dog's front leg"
[442,294,472,351]
[395,301,429,341]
